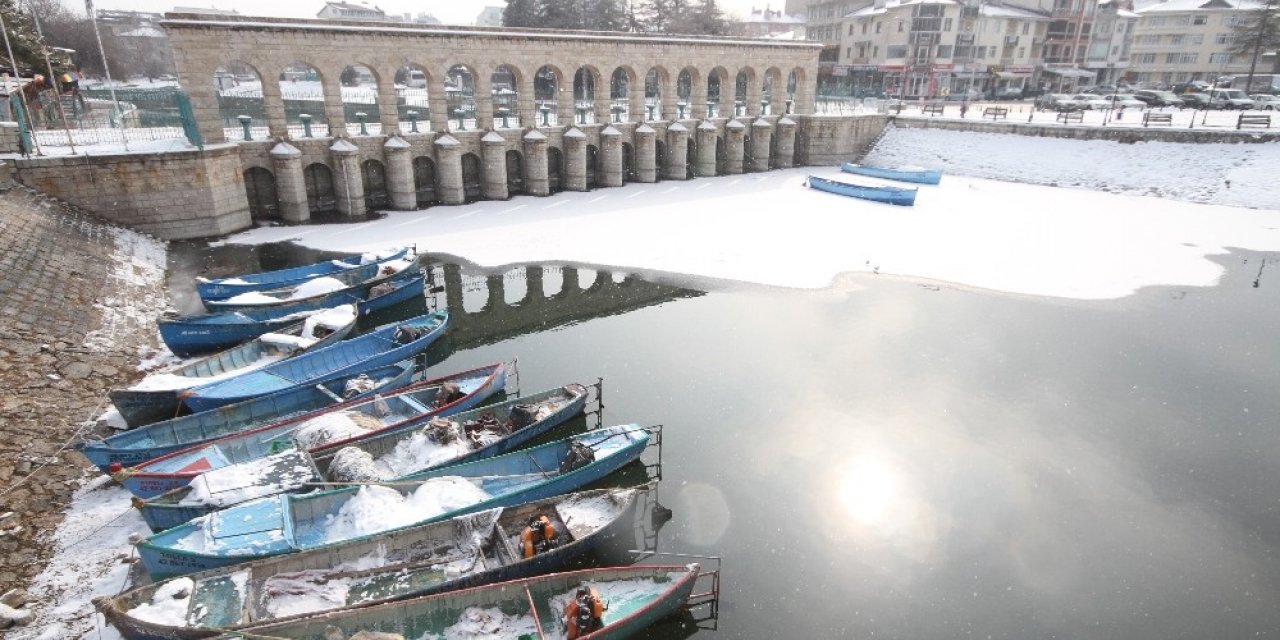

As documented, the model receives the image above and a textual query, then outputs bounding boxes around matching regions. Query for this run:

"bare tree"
[1229,0,1280,93]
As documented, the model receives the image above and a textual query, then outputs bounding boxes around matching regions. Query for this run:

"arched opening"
[492,65,519,128]
[461,152,482,199]
[787,69,799,113]
[243,166,279,219]
[735,71,749,117]
[573,67,597,124]
[446,65,477,132]
[214,62,264,140]
[340,63,380,134]
[394,64,431,134]
[743,132,753,171]
[707,69,725,117]
[644,68,665,120]
[609,68,630,123]
[412,156,437,207]
[621,142,635,182]
[547,147,564,192]
[534,65,560,126]
[715,136,725,175]
[279,62,328,137]
[585,144,599,188]
[361,159,388,210]
[654,140,667,182]
[303,162,336,213]
[505,150,524,194]
[676,69,693,117]
[685,139,695,179]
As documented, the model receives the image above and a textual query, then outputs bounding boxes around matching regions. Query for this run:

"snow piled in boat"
[178,449,318,507]
[322,479,490,543]
[221,276,347,304]
[125,577,193,626]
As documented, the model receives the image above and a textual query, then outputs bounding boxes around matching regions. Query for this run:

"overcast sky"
[66,0,782,28]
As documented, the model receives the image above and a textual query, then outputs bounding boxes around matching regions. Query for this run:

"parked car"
[944,87,982,101]
[1179,92,1226,109]
[1249,94,1280,110]
[1100,94,1147,109]
[1133,89,1183,107]
[1173,80,1212,94]
[1080,84,1117,95]
[992,86,1023,100]
[1070,93,1112,110]
[1213,88,1255,109]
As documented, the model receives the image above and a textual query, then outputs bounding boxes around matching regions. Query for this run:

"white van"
[405,70,427,88]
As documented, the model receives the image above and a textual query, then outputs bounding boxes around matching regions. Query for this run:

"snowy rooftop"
[1134,0,1262,12]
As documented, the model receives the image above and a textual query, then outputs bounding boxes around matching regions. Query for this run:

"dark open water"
[171,242,1280,639]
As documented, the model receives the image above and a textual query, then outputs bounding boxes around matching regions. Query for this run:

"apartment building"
[1128,0,1263,87]
[836,0,1050,98]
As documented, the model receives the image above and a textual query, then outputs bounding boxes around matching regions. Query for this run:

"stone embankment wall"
[890,116,1280,143]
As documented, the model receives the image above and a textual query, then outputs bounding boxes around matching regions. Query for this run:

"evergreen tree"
[503,0,542,28]
[639,0,681,32]
[0,0,50,76]
[1228,0,1280,93]
[539,0,584,30]
[683,0,728,35]
[586,0,629,31]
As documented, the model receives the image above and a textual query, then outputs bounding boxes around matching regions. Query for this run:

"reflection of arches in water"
[303,162,336,213]
[585,145,599,188]
[503,268,528,305]
[243,167,279,219]
[461,153,482,199]
[413,156,436,207]
[577,268,597,290]
[547,147,564,193]
[541,265,564,297]
[361,159,388,210]
[505,150,524,194]
[622,142,635,182]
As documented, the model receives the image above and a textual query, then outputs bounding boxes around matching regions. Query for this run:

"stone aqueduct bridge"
[12,16,891,240]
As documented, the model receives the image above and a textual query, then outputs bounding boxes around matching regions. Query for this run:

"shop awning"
[992,71,1029,79]
[1043,68,1095,79]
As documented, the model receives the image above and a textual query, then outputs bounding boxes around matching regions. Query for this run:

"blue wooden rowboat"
[79,361,418,474]
[200,564,701,640]
[201,253,423,314]
[841,161,943,185]
[196,246,413,303]
[96,487,640,640]
[111,362,506,499]
[110,307,358,428]
[138,383,590,532]
[137,424,651,578]
[159,273,425,358]
[806,174,918,206]
[179,310,447,415]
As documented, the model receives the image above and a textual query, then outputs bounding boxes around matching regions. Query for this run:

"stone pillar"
[330,139,365,218]
[691,77,708,120]
[518,74,537,129]
[377,79,400,134]
[384,136,415,210]
[523,129,549,196]
[746,79,763,118]
[475,73,494,130]
[443,263,464,318]
[634,124,656,183]
[175,60,224,144]
[751,118,773,172]
[795,72,816,115]
[482,131,509,200]
[485,273,504,311]
[322,77,347,138]
[600,126,623,187]
[435,134,465,204]
[261,79,289,139]
[775,117,796,169]
[523,266,544,305]
[564,127,587,191]
[724,120,745,175]
[558,83,575,127]
[429,77,450,133]
[666,122,689,180]
[594,87,611,125]
[629,78,646,123]
[694,120,717,178]
[661,79,677,122]
[270,142,309,223]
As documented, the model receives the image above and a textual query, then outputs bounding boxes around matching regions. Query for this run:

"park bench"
[1055,111,1083,124]
[1237,113,1271,129]
[1143,112,1173,127]
[921,103,946,116]
[983,106,1008,120]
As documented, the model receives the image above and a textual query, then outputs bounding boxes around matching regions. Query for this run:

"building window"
[1209,52,1233,64]
[1174,15,1191,26]
[887,44,908,58]
[1022,22,1030,35]
[1192,15,1206,25]
[1168,34,1185,45]
[937,45,953,57]
[862,22,868,34]
[898,21,904,32]
[846,46,851,58]
[1188,34,1202,45]
[876,21,881,33]
[1166,52,1197,64]
[1137,53,1156,64]
[1148,16,1165,26]
[944,17,953,31]
[874,45,879,56]
[1019,46,1026,58]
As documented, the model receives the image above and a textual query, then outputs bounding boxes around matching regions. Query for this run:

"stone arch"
[547,146,564,192]
[763,67,783,115]
[413,156,437,207]
[279,61,328,137]
[534,64,564,125]
[706,66,729,117]
[361,159,388,210]
[735,68,756,116]
[461,152,482,199]
[213,60,265,133]
[303,162,336,213]
[621,142,635,182]
[395,63,432,133]
[676,67,700,117]
[505,149,524,194]
[339,62,382,133]
[573,65,603,124]
[644,66,670,120]
[609,66,636,122]
[243,166,279,219]
[491,64,521,128]
[585,144,599,188]
[446,64,479,131]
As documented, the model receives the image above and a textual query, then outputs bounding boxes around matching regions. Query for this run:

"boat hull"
[841,162,942,185]
[808,174,918,206]
[196,247,412,302]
